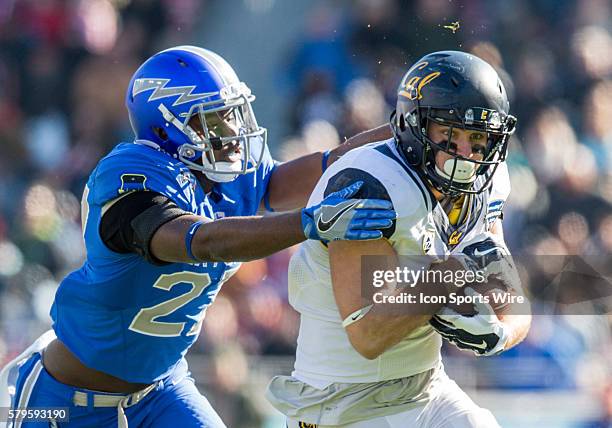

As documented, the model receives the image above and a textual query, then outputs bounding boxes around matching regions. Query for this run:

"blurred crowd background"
[0,0,610,427]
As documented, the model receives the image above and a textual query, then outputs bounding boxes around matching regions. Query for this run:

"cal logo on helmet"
[398,61,441,100]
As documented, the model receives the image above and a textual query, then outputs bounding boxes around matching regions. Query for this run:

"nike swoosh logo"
[473,247,501,257]
[317,200,360,233]
[469,340,488,350]
[351,312,361,320]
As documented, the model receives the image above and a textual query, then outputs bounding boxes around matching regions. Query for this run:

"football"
[446,275,514,316]
[446,232,521,316]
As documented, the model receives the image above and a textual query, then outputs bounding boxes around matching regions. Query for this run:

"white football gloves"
[430,287,509,356]
[430,232,520,356]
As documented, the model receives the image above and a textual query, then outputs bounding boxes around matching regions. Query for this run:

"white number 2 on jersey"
[129,272,212,337]
[128,266,239,338]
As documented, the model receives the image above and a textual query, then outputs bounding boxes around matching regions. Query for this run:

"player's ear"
[152,127,169,141]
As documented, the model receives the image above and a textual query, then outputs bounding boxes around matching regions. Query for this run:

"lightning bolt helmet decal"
[131,78,218,106]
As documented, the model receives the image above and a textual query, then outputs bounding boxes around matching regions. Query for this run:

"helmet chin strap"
[435,158,477,184]
[203,160,242,183]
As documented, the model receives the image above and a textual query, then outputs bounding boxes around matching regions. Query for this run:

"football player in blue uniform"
[0,46,396,427]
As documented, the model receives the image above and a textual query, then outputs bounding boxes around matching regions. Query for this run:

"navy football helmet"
[126,46,267,182]
[391,51,517,196]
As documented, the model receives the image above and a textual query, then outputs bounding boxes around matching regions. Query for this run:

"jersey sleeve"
[99,191,191,264]
[90,144,198,213]
[323,167,396,239]
[304,142,431,254]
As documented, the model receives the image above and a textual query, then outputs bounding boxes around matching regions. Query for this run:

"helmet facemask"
[158,82,267,182]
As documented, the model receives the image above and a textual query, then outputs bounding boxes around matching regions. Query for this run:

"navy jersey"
[50,139,276,383]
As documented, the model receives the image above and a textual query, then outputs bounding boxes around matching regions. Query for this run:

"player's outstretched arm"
[150,182,395,264]
[265,124,393,211]
[151,211,304,263]
[329,238,458,360]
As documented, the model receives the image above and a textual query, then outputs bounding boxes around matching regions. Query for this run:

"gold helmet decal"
[398,61,441,101]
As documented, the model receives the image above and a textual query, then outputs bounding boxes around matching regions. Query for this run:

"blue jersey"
[50,140,276,383]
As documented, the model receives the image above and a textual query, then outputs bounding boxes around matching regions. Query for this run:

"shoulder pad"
[90,143,197,210]
[313,142,431,233]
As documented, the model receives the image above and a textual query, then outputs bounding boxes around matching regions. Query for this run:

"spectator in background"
[285,3,359,131]
[582,80,612,172]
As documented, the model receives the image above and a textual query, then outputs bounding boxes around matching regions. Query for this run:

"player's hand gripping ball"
[430,232,523,356]
[446,232,520,316]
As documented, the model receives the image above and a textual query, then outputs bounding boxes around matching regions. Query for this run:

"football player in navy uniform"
[0,46,397,427]
[268,51,531,427]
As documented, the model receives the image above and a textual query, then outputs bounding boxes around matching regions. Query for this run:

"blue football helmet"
[125,45,267,182]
